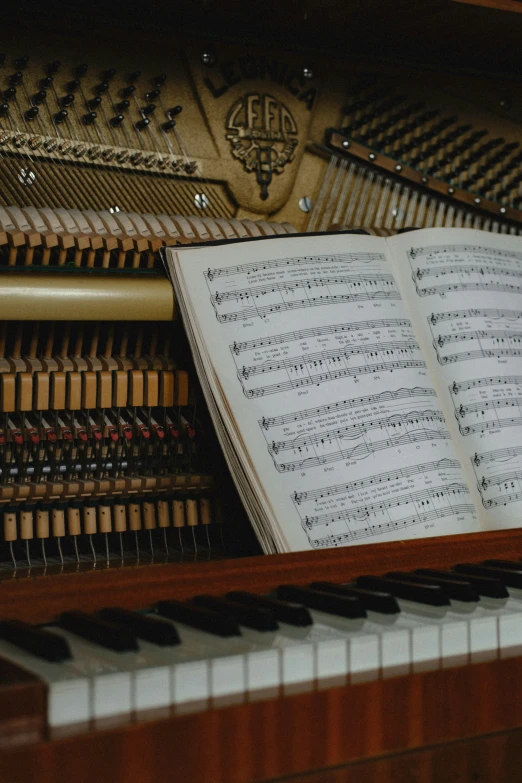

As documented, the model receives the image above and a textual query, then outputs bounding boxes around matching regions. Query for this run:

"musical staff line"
[270,410,445,456]
[450,376,522,395]
[230,318,412,355]
[409,244,522,262]
[291,458,461,504]
[436,329,522,347]
[310,504,475,547]
[240,340,419,381]
[479,470,522,490]
[259,387,436,430]
[483,491,522,509]
[429,308,522,325]
[302,484,468,528]
[455,397,522,419]
[437,347,522,365]
[472,445,522,466]
[212,274,395,306]
[215,290,402,323]
[459,415,522,436]
[415,263,522,281]
[242,359,426,398]
[418,282,522,297]
[204,252,385,280]
[275,429,448,472]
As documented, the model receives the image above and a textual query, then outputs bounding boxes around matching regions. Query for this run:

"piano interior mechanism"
[2,1,522,780]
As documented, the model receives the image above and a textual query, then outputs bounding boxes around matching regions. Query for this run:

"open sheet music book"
[163,227,522,553]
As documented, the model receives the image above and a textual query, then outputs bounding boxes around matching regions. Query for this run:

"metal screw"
[474,197,481,205]
[109,205,121,213]
[395,164,402,172]
[201,51,215,66]
[342,140,350,149]
[302,67,314,79]
[194,192,210,210]
[368,152,376,161]
[17,167,35,186]
[448,187,455,195]
[421,176,428,184]
[299,196,313,213]
[500,206,507,214]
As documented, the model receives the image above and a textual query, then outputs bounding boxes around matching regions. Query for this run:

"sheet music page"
[165,233,478,553]
[388,227,522,531]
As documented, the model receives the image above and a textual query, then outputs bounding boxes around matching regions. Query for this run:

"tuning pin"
[0,103,9,116]
[54,109,68,124]
[162,119,176,131]
[116,99,130,112]
[40,76,53,89]
[46,60,61,74]
[153,73,167,86]
[60,93,75,107]
[102,68,117,81]
[24,106,39,121]
[75,63,88,77]
[110,113,125,126]
[8,71,23,86]
[2,87,16,101]
[83,111,97,125]
[67,78,81,91]
[121,85,136,98]
[15,55,29,69]
[95,81,109,94]
[141,103,156,116]
[168,105,183,117]
[127,70,141,82]
[87,96,102,110]
[145,89,160,101]
[136,117,150,130]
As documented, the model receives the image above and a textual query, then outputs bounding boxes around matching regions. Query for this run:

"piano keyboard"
[2,558,522,730]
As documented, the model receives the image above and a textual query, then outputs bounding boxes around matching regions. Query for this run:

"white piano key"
[210,654,245,703]
[47,630,133,720]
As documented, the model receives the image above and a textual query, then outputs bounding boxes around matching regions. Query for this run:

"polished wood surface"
[2,652,522,782]
[0,658,46,750]
[3,528,522,624]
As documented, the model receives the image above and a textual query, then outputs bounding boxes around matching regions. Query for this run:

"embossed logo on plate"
[226,93,298,200]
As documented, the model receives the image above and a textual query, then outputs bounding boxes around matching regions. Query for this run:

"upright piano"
[2,1,522,780]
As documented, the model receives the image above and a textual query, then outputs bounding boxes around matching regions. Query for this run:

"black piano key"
[416,569,508,599]
[276,585,366,619]
[310,581,400,614]
[0,620,72,662]
[226,591,312,626]
[484,559,522,570]
[192,595,278,632]
[156,600,240,637]
[455,563,522,590]
[57,611,138,652]
[356,575,449,606]
[98,608,180,646]
[407,571,479,602]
